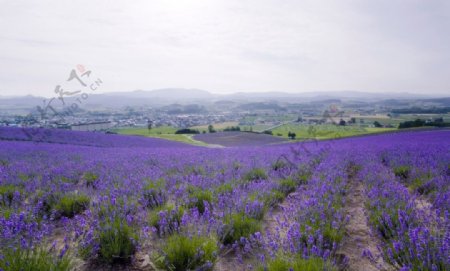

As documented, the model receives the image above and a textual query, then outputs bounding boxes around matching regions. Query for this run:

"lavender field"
[0,127,449,271]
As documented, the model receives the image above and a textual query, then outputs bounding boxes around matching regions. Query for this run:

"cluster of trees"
[392,107,450,114]
[176,125,243,134]
[338,118,357,126]
[223,126,241,132]
[175,128,200,134]
[373,121,383,128]
[287,131,296,139]
[207,125,216,133]
[398,118,449,129]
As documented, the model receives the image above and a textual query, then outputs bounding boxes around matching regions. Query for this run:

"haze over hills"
[0,89,449,112]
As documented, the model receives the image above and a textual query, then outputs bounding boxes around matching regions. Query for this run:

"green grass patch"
[271,159,291,171]
[270,124,396,140]
[186,188,213,214]
[55,193,90,218]
[214,183,234,195]
[277,177,297,195]
[98,217,138,263]
[262,190,285,209]
[0,184,22,207]
[0,206,13,219]
[149,205,185,236]
[219,213,262,245]
[114,127,209,146]
[393,165,410,180]
[257,254,337,271]
[143,179,167,208]
[0,246,72,271]
[156,234,218,271]
[82,172,99,188]
[242,168,268,183]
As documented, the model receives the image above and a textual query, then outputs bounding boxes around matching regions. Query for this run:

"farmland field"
[0,127,449,271]
[114,127,210,146]
[194,131,288,147]
[116,124,397,145]
[270,124,397,139]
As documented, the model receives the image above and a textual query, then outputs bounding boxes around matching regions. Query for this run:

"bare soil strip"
[214,253,247,271]
[338,178,393,271]
[214,187,308,271]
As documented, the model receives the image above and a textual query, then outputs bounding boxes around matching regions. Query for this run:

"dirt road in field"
[338,177,393,271]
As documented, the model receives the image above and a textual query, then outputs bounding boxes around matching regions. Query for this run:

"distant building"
[71,121,114,132]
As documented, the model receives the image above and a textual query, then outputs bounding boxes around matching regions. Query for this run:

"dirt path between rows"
[214,184,308,271]
[338,177,393,271]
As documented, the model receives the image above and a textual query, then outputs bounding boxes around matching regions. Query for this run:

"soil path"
[214,186,308,271]
[338,177,393,271]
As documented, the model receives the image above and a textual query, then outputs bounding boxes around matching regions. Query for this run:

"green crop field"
[114,124,397,144]
[190,122,240,132]
[270,124,396,140]
[113,127,210,146]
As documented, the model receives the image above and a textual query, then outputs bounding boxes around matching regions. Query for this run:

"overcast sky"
[0,0,449,97]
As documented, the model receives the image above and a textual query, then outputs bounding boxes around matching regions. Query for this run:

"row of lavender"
[356,131,449,271]
[0,127,325,270]
[0,127,449,270]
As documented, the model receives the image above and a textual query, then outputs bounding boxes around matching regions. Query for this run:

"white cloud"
[0,0,449,96]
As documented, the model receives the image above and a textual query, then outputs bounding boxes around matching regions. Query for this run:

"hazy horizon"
[1,0,449,97]
[1,88,448,99]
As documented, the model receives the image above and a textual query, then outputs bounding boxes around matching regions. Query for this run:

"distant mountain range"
[0,89,449,111]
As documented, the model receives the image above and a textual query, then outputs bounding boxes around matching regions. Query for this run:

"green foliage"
[366,198,411,240]
[82,172,99,188]
[272,159,289,171]
[257,255,337,271]
[271,123,396,140]
[207,124,216,133]
[219,213,261,245]
[143,179,167,208]
[214,183,234,195]
[184,165,206,176]
[149,205,185,236]
[243,168,268,182]
[223,126,241,132]
[322,223,344,244]
[374,121,383,128]
[277,178,297,195]
[187,189,213,214]
[60,176,78,184]
[287,131,296,139]
[98,217,138,263]
[156,234,218,271]
[414,179,436,195]
[33,191,60,218]
[298,216,345,250]
[0,184,21,207]
[175,128,200,134]
[398,118,450,129]
[262,190,285,208]
[0,246,72,271]
[295,169,312,185]
[0,206,13,219]
[55,193,90,218]
[115,127,208,146]
[393,166,410,180]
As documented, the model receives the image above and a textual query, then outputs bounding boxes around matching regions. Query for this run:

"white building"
[71,121,114,131]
